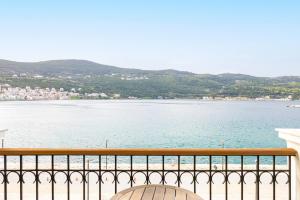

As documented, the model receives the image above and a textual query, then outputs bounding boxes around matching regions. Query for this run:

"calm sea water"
[1,100,299,149]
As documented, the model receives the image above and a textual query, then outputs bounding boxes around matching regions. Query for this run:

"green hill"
[1,59,300,99]
[0,59,192,76]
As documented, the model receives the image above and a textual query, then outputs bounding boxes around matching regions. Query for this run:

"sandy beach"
[0,163,290,200]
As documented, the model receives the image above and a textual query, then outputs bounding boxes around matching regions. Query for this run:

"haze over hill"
[0,59,300,99]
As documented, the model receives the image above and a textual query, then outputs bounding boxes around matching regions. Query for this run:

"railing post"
[276,128,300,200]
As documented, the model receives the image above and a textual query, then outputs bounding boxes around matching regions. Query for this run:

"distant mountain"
[0,59,136,75]
[0,59,193,76]
[1,59,300,99]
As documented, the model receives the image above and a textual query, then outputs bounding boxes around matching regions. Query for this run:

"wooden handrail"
[0,148,297,156]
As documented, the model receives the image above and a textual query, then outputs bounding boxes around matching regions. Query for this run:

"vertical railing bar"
[36,155,39,200]
[162,155,165,185]
[177,155,180,187]
[225,155,228,200]
[67,155,70,200]
[20,155,23,200]
[288,155,291,200]
[4,155,7,200]
[273,156,276,200]
[193,155,196,193]
[241,156,244,200]
[146,156,149,185]
[87,159,90,200]
[99,155,101,200]
[83,155,86,200]
[114,155,117,194]
[130,155,133,187]
[256,155,260,200]
[51,155,54,200]
[209,155,212,200]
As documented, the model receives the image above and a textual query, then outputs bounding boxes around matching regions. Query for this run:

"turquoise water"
[1,100,299,149]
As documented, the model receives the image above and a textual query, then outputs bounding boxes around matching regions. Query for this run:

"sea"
[1,100,299,164]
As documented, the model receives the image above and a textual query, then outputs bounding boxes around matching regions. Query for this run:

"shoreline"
[0,98,298,102]
[1,163,289,170]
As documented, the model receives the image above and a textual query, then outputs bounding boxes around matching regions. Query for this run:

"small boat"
[287,105,300,108]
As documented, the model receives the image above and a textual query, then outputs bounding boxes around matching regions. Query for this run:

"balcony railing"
[0,148,296,200]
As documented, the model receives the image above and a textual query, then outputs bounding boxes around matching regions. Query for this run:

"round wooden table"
[111,185,203,200]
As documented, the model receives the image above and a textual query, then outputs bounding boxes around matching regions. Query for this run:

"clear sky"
[0,0,299,76]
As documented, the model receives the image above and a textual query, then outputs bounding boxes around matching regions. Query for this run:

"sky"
[0,0,299,77]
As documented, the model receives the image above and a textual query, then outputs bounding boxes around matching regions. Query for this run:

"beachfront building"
[0,86,72,101]
[0,129,300,199]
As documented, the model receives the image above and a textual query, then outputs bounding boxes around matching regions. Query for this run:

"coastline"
[0,98,298,102]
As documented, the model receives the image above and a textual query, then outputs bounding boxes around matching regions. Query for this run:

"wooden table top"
[111,185,203,200]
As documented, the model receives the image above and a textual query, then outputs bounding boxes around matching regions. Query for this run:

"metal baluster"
[36,155,39,200]
[20,155,23,200]
[146,156,149,185]
[4,155,7,200]
[241,156,244,200]
[209,155,212,200]
[193,155,196,193]
[288,155,291,200]
[130,155,133,187]
[162,156,165,185]
[51,155,54,200]
[273,156,276,200]
[99,155,101,200]
[177,155,180,187]
[83,155,86,200]
[87,159,90,200]
[225,155,228,200]
[67,155,70,200]
[256,156,260,200]
[114,155,117,194]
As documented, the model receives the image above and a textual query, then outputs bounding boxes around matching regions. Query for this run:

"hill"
[1,59,300,99]
[0,59,193,76]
